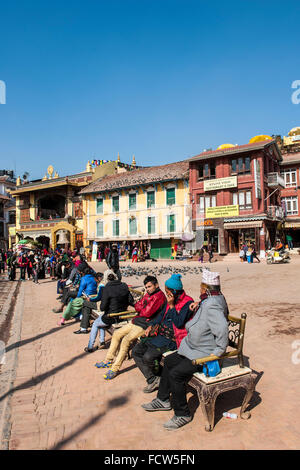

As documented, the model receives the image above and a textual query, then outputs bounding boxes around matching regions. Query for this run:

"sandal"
[57,317,65,326]
[94,361,112,369]
[103,369,118,380]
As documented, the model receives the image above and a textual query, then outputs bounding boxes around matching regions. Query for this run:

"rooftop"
[187,139,281,162]
[80,160,189,194]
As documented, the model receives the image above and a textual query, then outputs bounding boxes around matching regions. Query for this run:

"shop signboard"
[206,205,239,218]
[254,159,262,199]
[204,176,237,192]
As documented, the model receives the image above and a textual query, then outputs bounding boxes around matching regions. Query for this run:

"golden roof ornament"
[42,174,47,181]
[86,161,92,172]
[16,176,21,186]
[132,154,136,166]
[117,152,121,162]
[47,165,54,179]
[54,171,59,178]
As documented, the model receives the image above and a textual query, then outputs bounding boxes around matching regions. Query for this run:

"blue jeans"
[87,314,107,348]
[288,240,293,250]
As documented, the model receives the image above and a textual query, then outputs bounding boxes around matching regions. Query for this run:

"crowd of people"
[46,246,230,431]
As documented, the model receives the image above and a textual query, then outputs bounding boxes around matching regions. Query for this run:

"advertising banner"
[206,205,239,218]
[204,176,237,192]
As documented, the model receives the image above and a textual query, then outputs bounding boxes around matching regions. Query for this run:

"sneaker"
[141,398,172,412]
[103,369,118,380]
[84,346,98,353]
[143,376,160,393]
[52,307,63,314]
[73,329,89,334]
[163,415,192,430]
[95,361,112,369]
[98,342,106,350]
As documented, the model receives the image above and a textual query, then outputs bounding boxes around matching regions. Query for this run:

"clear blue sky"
[1,0,300,180]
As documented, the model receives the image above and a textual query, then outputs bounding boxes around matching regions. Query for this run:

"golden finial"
[47,165,54,179]
[42,174,48,181]
[132,154,136,166]
[117,152,120,162]
[54,171,59,178]
[86,161,92,172]
[16,176,21,186]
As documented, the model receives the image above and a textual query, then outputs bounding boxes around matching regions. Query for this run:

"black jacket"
[106,249,119,270]
[100,280,134,325]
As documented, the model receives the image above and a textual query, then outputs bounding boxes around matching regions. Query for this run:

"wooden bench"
[163,313,256,432]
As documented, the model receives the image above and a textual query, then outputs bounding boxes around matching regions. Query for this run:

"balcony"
[267,172,285,188]
[267,205,285,220]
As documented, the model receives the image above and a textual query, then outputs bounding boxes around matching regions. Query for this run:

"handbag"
[202,360,221,377]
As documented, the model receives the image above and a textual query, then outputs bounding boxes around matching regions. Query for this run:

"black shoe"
[73,329,89,334]
[56,295,62,300]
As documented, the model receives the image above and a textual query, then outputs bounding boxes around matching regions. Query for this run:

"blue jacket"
[89,283,105,302]
[77,274,97,298]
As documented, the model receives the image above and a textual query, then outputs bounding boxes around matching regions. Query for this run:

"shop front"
[283,220,300,248]
[224,219,263,253]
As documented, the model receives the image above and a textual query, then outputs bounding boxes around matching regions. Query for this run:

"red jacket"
[165,292,194,348]
[18,256,29,267]
[134,289,166,320]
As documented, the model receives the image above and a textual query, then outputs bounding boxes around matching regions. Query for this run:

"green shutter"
[129,193,136,210]
[129,217,137,235]
[112,196,119,212]
[113,220,119,236]
[148,217,155,234]
[96,198,103,214]
[96,220,103,237]
[167,215,175,233]
[147,191,155,208]
[166,188,175,206]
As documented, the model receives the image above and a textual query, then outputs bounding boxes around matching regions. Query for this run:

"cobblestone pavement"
[2,258,300,450]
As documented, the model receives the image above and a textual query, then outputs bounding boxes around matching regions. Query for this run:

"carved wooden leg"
[198,386,216,432]
[240,376,255,420]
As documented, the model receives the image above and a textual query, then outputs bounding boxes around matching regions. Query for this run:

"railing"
[267,205,285,219]
[267,172,285,188]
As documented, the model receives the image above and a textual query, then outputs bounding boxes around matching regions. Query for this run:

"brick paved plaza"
[1,256,300,450]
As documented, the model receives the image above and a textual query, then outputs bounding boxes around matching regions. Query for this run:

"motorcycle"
[266,248,290,264]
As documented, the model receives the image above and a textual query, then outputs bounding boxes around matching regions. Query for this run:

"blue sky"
[1,0,300,180]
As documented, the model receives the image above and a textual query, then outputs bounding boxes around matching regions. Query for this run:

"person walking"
[208,243,214,263]
[18,252,28,281]
[106,244,122,280]
[132,244,138,263]
[286,234,293,251]
[251,243,260,263]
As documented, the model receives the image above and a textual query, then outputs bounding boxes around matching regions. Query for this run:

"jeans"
[132,340,170,384]
[87,314,107,348]
[157,352,199,417]
[288,240,293,250]
[20,267,26,280]
[105,323,144,372]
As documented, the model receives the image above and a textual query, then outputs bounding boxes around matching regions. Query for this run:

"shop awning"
[284,221,300,228]
[224,220,263,229]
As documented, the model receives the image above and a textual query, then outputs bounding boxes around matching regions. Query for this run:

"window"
[128,193,136,210]
[167,214,176,233]
[113,219,120,236]
[96,220,103,237]
[198,161,216,180]
[232,190,252,209]
[147,191,155,208]
[282,197,298,215]
[129,217,137,235]
[96,198,103,214]
[281,169,297,188]
[231,156,251,174]
[73,201,83,218]
[112,196,119,212]
[166,187,175,206]
[197,195,217,214]
[148,216,155,234]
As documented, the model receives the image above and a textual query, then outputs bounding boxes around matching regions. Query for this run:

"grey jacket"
[178,294,229,361]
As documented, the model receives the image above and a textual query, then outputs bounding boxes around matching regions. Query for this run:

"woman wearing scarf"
[141,269,229,430]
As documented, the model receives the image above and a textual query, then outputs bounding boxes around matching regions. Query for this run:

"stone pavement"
[1,258,300,450]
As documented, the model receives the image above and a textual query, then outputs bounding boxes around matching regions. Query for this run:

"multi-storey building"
[278,127,300,247]
[80,161,191,259]
[188,139,284,256]
[0,171,16,250]
[9,157,141,252]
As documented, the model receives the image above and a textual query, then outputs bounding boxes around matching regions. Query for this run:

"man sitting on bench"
[95,275,166,380]
[84,273,134,353]
[141,269,229,430]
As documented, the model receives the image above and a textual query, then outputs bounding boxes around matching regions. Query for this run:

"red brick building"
[188,140,284,256]
[280,151,300,247]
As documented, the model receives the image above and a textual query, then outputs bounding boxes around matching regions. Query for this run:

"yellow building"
[80,161,192,259]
